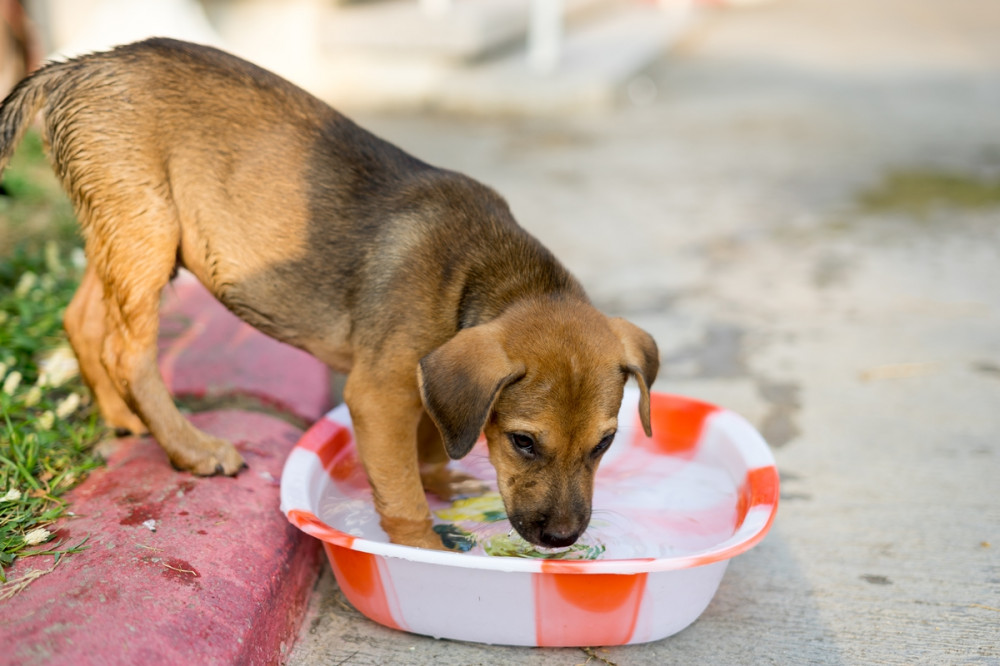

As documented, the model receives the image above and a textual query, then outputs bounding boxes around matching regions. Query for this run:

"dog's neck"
[454,237,588,330]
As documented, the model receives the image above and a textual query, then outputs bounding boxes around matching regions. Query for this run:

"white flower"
[36,345,80,388]
[23,385,43,407]
[1,488,21,502]
[55,393,81,419]
[24,527,52,546]
[70,248,86,270]
[2,370,22,395]
[37,410,55,431]
[44,240,62,274]
[13,271,37,297]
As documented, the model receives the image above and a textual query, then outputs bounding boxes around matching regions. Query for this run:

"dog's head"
[418,298,659,548]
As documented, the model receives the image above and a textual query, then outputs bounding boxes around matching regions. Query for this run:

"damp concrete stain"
[972,360,1000,378]
[861,574,893,586]
[812,251,854,288]
[758,380,801,408]
[757,379,802,448]
[666,323,746,378]
[596,289,681,317]
[859,169,1000,215]
[664,322,802,446]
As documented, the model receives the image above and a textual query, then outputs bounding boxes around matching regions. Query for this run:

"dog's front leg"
[417,411,489,500]
[343,364,444,550]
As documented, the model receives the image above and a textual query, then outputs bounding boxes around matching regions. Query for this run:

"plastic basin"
[280,387,778,646]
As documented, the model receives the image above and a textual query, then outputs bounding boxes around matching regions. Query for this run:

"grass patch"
[0,243,105,584]
[1,131,106,586]
[0,130,78,260]
[860,169,1000,215]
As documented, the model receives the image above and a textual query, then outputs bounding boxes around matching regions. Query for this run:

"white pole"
[419,0,452,18]
[527,0,562,74]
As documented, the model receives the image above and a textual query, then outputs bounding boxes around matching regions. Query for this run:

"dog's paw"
[184,437,245,477]
[381,516,447,551]
[105,410,149,437]
[408,532,449,551]
[421,464,489,501]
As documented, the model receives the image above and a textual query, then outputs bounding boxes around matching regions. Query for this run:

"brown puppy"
[0,38,658,550]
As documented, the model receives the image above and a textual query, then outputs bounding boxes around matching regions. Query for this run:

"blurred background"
[1,0,998,663]
[1,0,699,113]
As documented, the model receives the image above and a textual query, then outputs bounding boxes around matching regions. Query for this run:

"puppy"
[0,38,659,550]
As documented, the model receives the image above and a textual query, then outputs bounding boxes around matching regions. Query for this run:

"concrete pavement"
[290,0,1000,662]
[3,0,997,662]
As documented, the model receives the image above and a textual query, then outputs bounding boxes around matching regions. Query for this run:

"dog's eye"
[591,433,616,459]
[508,432,537,458]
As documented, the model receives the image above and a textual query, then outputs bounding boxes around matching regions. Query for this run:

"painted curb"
[3,277,331,665]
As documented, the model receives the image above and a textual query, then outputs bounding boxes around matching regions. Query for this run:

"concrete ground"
[289,0,1000,663]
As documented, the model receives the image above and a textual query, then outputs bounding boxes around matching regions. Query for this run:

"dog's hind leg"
[64,264,147,435]
[87,199,244,476]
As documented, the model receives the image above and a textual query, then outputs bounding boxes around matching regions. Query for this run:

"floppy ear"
[418,324,525,459]
[608,318,660,437]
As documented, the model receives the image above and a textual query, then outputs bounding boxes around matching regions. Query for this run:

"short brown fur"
[0,39,659,549]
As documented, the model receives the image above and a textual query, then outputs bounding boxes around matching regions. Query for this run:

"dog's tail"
[0,60,73,175]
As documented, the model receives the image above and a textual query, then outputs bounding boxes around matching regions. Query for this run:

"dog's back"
[0,38,580,357]
[0,39,659,542]
[0,39,408,287]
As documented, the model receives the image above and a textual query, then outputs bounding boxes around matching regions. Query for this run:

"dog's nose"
[539,527,580,549]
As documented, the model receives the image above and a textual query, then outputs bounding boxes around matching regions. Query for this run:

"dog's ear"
[609,318,660,437]
[418,324,525,459]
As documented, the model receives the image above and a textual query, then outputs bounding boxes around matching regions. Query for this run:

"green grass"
[0,130,78,255]
[860,169,1000,215]
[0,132,106,586]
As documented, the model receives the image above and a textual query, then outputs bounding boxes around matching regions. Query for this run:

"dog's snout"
[509,510,588,548]
[539,526,582,549]
[536,508,588,548]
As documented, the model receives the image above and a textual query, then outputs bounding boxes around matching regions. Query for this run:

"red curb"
[1,410,322,666]
[158,271,331,423]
